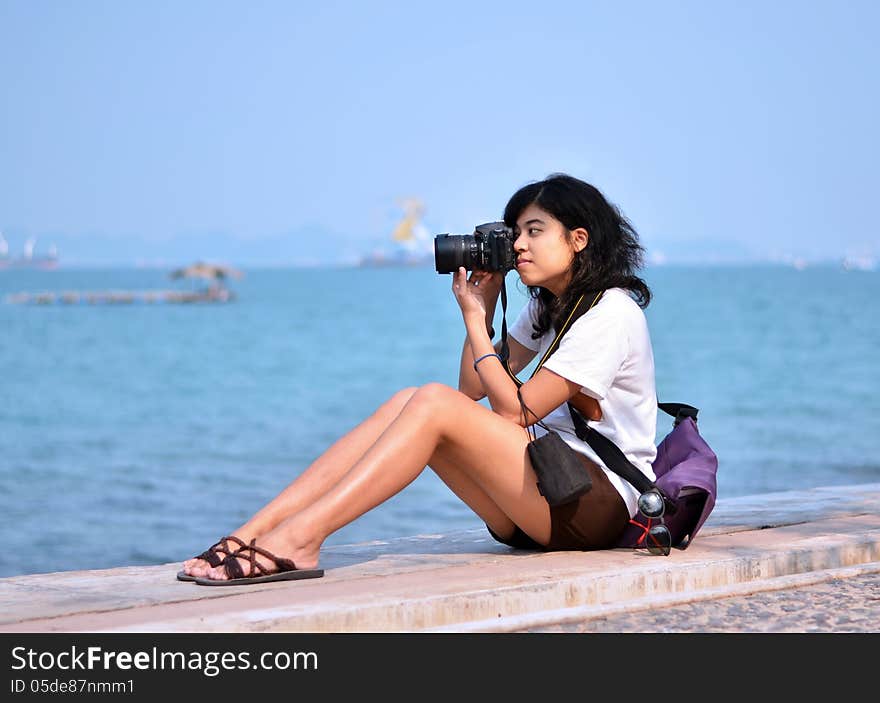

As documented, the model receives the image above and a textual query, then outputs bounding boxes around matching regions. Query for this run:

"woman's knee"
[405,383,476,436]
[409,382,461,411]
[379,387,419,417]
[392,386,420,405]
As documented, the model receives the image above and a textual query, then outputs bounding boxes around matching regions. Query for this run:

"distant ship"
[841,254,876,272]
[0,233,59,270]
[356,197,434,268]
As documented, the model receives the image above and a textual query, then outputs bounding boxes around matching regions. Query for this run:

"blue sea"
[1,264,878,577]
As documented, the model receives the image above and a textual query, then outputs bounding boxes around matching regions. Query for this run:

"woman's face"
[512,203,587,296]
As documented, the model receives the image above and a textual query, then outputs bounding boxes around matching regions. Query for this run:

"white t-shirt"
[507,287,658,518]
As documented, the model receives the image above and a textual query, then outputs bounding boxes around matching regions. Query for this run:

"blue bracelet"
[473,353,503,372]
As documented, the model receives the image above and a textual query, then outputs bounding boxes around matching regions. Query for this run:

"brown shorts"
[486,454,630,551]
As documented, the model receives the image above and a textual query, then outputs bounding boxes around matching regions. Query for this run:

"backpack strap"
[568,403,677,514]
[566,405,655,494]
[658,402,699,426]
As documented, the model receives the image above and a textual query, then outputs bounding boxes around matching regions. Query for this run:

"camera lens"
[434,234,480,274]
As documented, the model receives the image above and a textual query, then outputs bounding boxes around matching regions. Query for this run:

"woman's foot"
[182,533,254,578]
[203,531,321,581]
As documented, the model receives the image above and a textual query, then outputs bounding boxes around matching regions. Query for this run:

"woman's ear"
[571,227,589,253]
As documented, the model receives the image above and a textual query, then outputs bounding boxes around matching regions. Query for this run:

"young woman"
[178,173,657,585]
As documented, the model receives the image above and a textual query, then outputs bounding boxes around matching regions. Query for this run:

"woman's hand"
[452,267,504,320]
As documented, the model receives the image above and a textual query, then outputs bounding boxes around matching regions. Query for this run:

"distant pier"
[3,261,242,305]
[4,287,234,305]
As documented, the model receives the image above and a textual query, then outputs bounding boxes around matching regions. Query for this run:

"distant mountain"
[0,229,867,269]
[643,237,760,265]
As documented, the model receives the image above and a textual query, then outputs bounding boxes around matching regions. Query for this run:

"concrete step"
[1,483,878,633]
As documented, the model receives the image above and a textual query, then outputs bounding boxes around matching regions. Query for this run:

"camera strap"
[498,277,511,368]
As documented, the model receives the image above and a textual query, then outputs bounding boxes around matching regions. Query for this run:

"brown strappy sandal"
[176,535,249,581]
[193,538,324,586]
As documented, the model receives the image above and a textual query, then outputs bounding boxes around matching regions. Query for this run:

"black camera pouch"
[527,430,593,507]
[517,388,592,507]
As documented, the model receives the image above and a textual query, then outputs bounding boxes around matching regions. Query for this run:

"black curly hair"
[503,173,651,340]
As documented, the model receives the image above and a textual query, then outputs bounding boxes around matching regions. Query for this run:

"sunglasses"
[629,489,672,556]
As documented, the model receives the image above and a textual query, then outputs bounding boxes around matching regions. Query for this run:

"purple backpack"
[609,405,718,549]
[566,401,718,550]
[564,400,718,549]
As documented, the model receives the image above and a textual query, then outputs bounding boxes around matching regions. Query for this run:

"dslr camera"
[434,222,516,274]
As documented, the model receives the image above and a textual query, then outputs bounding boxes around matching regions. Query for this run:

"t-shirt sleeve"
[542,304,629,400]
[507,297,541,351]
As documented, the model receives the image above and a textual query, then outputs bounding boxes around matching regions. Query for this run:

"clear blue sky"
[1,0,878,265]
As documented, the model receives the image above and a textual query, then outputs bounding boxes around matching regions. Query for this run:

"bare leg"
[183,386,419,576]
[207,383,550,579]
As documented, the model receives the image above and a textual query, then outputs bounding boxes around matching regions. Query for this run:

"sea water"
[1,264,878,577]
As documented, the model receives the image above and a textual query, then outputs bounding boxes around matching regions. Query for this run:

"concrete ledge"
[1,483,878,633]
